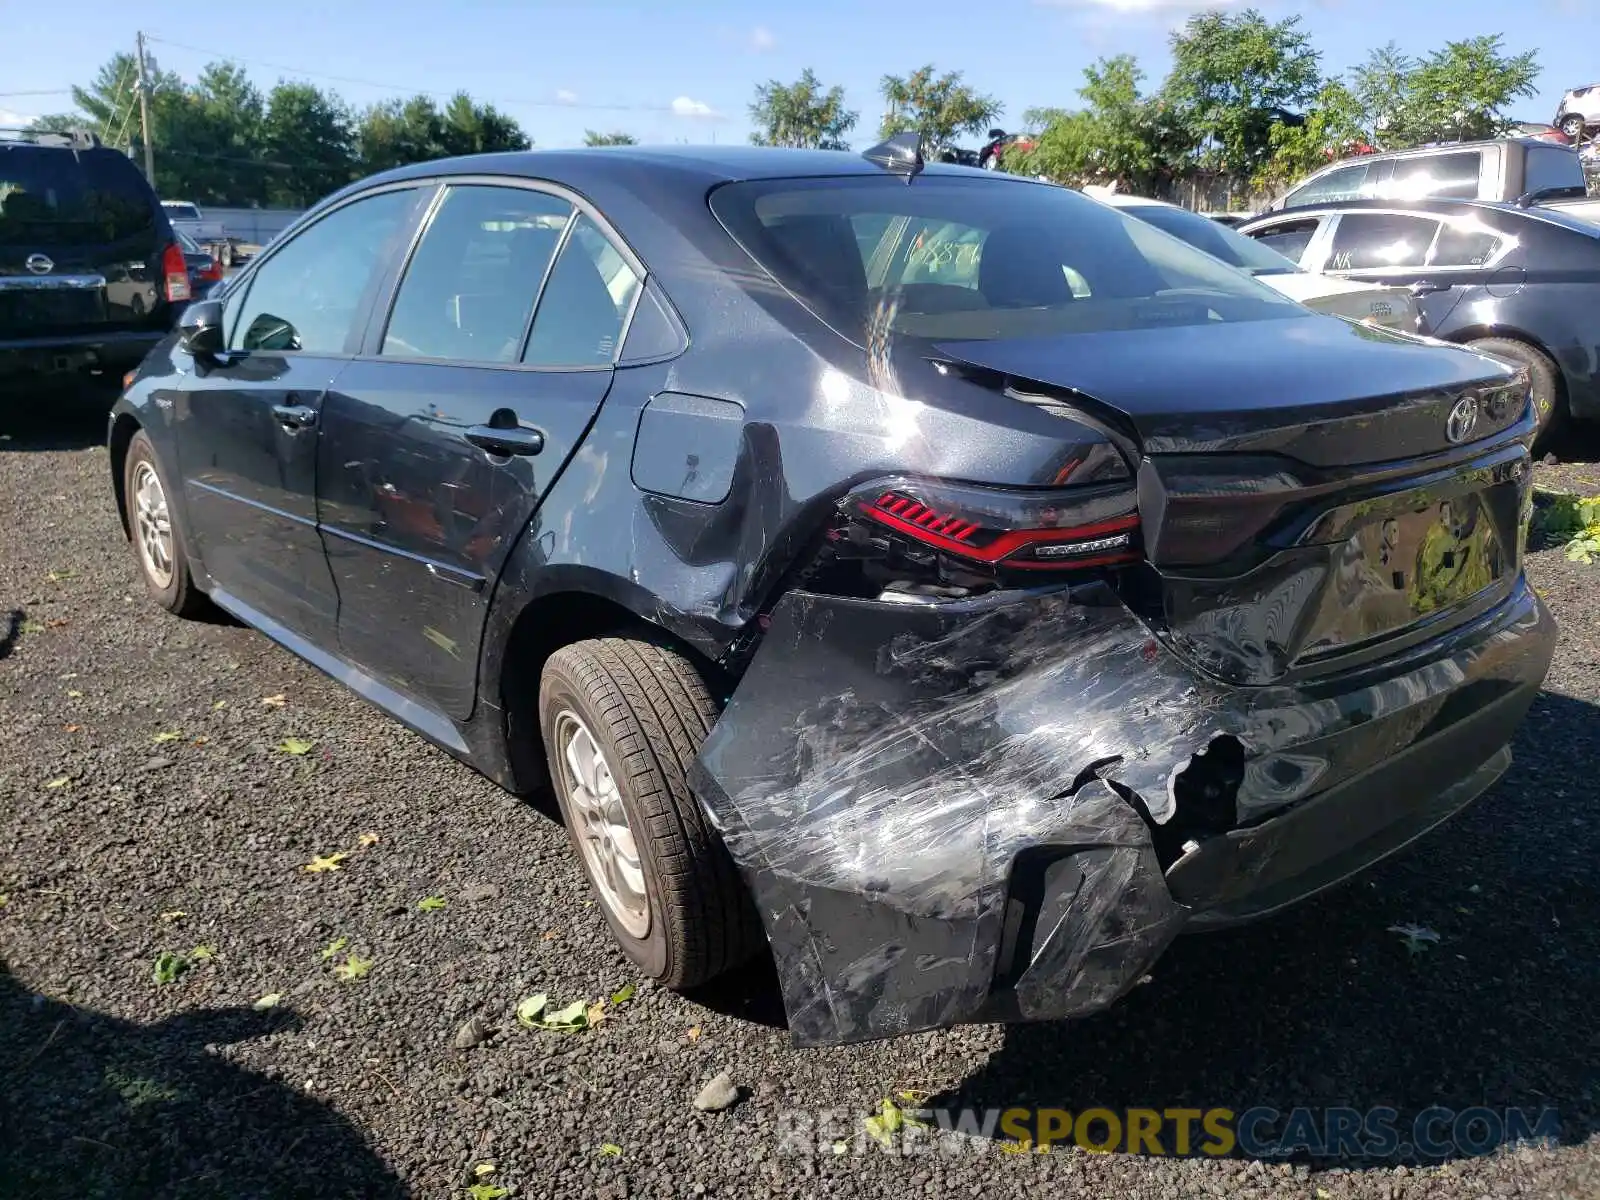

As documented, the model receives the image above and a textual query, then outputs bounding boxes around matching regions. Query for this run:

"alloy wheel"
[553,709,650,938]
[131,461,174,589]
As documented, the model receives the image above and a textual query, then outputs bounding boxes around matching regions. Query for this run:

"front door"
[317,184,643,718]
[173,186,424,642]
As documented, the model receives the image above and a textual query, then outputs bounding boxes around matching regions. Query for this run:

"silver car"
[1556,83,1600,141]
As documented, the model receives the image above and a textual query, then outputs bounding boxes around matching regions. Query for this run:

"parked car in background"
[1088,189,1419,331]
[1239,197,1600,450]
[1556,84,1600,141]
[162,200,239,265]
[1266,138,1588,214]
[1201,210,1257,228]
[174,227,224,294]
[1,129,189,389]
[1507,121,1572,146]
[110,141,1554,1048]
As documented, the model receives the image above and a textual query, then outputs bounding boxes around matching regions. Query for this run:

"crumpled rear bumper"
[689,578,1555,1048]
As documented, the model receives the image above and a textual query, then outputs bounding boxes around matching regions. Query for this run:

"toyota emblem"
[24,253,53,275]
[1445,395,1479,444]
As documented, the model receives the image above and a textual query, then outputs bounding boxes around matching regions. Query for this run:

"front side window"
[228,188,415,354]
[1326,213,1440,271]
[1286,163,1370,208]
[711,176,1301,346]
[1122,203,1301,276]
[1245,218,1322,265]
[382,185,571,363]
[522,214,641,366]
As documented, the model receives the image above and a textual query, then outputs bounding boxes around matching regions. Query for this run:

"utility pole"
[135,31,156,188]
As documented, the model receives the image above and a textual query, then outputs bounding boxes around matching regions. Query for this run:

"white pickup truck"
[161,201,237,265]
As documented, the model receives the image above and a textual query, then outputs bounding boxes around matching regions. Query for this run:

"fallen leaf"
[0,894,9,908]
[686,1026,702,1042]
[261,694,286,707]
[417,896,447,912]
[45,618,70,629]
[152,951,189,985]
[598,1143,623,1158]
[545,1000,588,1029]
[47,569,76,582]
[189,945,216,961]
[45,777,70,789]
[1387,923,1441,958]
[19,619,44,634]
[472,1162,496,1178]
[302,852,350,874]
[63,724,83,733]
[192,737,208,746]
[320,937,349,960]
[357,832,380,847]
[159,910,187,922]
[610,982,636,1006]
[585,1000,608,1027]
[465,1185,508,1200]
[152,730,182,744]
[516,994,550,1028]
[252,993,282,1010]
[831,1140,848,1155]
[540,930,558,940]
[333,954,373,981]
[213,700,227,710]
[66,689,83,698]
[278,737,316,756]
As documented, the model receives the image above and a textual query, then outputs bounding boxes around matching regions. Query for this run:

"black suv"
[1,131,190,389]
[109,143,1555,1048]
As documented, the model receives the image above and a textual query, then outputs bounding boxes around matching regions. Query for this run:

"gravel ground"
[1,395,1597,1200]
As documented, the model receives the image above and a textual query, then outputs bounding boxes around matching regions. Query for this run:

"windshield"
[0,146,157,248]
[710,175,1303,346]
[164,203,201,221]
[174,227,201,253]
[1118,202,1301,276]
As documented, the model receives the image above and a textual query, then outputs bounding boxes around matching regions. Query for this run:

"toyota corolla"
[109,138,1556,1046]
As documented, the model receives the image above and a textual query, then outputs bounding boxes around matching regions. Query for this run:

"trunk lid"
[0,143,170,340]
[932,316,1534,685]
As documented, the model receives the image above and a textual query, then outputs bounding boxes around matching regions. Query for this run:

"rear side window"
[1388,151,1481,201]
[1286,163,1372,207]
[1326,213,1440,271]
[522,215,641,366]
[1524,145,1585,196]
[228,188,415,354]
[1429,217,1503,268]
[711,175,1301,345]
[1122,203,1301,275]
[382,185,571,363]
[0,146,157,247]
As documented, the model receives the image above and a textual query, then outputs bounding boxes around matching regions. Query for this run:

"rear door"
[175,185,425,643]
[0,144,167,341]
[318,181,643,718]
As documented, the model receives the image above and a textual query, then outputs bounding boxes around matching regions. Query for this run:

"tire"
[1466,337,1566,455]
[123,430,209,618]
[1559,114,1586,141]
[538,637,760,988]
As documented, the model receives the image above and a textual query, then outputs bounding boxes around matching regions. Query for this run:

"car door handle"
[1409,281,1454,297]
[271,403,318,430]
[465,425,545,456]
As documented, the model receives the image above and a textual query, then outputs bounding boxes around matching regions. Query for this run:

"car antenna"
[862,131,924,183]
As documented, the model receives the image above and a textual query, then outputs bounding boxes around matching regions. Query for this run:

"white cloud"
[749,25,777,52]
[0,107,39,128]
[555,89,579,104]
[671,96,719,119]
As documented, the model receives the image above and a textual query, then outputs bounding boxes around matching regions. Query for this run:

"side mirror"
[178,298,225,357]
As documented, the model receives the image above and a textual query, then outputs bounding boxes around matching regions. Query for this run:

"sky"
[0,0,1593,150]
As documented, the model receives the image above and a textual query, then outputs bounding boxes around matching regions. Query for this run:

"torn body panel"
[690,580,1554,1047]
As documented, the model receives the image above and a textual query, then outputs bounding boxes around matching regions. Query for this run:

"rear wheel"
[538,637,759,988]
[1466,337,1565,456]
[1559,114,1587,141]
[124,431,209,618]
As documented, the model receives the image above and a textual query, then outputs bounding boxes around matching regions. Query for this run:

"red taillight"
[200,255,223,283]
[857,485,1142,572]
[161,242,191,303]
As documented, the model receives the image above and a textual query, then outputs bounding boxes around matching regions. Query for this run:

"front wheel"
[123,430,210,618]
[1466,337,1565,456]
[1559,114,1586,141]
[538,637,760,988]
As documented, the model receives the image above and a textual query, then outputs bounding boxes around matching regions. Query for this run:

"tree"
[1256,79,1365,193]
[878,66,1000,151]
[356,93,528,175]
[1350,42,1414,145]
[1385,36,1538,145]
[583,130,637,146]
[1162,7,1321,176]
[437,92,530,158]
[749,68,857,150]
[262,82,355,206]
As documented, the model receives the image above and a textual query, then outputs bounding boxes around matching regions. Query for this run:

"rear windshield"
[1523,145,1586,197]
[164,202,201,220]
[0,145,158,247]
[710,175,1303,345]
[1118,202,1302,277]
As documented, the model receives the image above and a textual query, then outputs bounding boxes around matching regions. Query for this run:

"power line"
[0,89,74,98]
[143,33,715,117]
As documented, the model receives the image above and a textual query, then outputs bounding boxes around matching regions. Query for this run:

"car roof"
[359,144,1009,193]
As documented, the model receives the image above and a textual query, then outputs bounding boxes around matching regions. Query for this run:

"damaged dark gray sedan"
[109,139,1556,1048]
